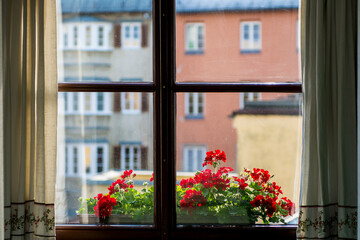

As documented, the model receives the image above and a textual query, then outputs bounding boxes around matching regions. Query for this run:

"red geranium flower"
[180,189,207,210]
[202,149,227,168]
[94,194,117,219]
[250,195,264,207]
[150,173,154,182]
[179,178,197,188]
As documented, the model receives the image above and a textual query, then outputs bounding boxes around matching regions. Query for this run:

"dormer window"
[61,16,112,50]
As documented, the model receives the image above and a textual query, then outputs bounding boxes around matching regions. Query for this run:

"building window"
[122,22,142,49]
[121,92,141,114]
[65,92,111,115]
[73,147,78,174]
[121,145,141,170]
[185,92,204,118]
[62,19,111,50]
[240,21,261,53]
[85,26,91,46]
[183,146,206,172]
[73,26,78,47]
[98,26,104,46]
[185,23,205,54]
[65,143,109,176]
[97,147,104,173]
[240,92,262,109]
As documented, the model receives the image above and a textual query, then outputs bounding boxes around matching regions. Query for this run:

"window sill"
[240,49,261,54]
[185,115,204,120]
[56,224,297,240]
[185,50,204,55]
[62,48,114,52]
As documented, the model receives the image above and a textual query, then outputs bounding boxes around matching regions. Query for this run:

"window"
[121,145,141,170]
[121,92,141,114]
[64,92,111,115]
[57,0,301,238]
[65,143,109,176]
[182,146,206,171]
[240,21,261,53]
[62,18,112,50]
[122,22,142,49]
[185,23,205,54]
[185,92,204,118]
[240,92,262,109]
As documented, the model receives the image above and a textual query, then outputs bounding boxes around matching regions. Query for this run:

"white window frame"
[239,92,262,109]
[185,92,204,118]
[121,92,142,114]
[240,21,262,52]
[185,23,205,53]
[182,145,207,172]
[64,92,111,115]
[65,143,109,176]
[61,22,112,50]
[120,145,141,170]
[121,22,142,49]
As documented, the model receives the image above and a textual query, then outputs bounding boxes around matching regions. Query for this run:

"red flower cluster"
[280,197,295,216]
[264,182,283,197]
[248,168,271,185]
[179,178,196,188]
[94,194,117,219]
[150,173,154,182]
[108,179,133,194]
[180,167,233,190]
[180,189,207,209]
[250,195,277,217]
[108,170,136,194]
[202,149,227,167]
[194,169,230,190]
[233,176,248,190]
[121,169,136,179]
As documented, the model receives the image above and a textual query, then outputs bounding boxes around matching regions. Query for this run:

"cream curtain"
[298,0,357,239]
[2,0,57,239]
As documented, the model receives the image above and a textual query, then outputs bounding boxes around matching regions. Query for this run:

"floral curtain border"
[297,205,357,239]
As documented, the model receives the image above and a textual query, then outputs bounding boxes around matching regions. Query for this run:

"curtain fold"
[2,0,57,239]
[297,0,357,239]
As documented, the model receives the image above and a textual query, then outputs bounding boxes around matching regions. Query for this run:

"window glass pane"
[56,92,154,224]
[58,0,153,83]
[176,92,301,224]
[176,3,300,83]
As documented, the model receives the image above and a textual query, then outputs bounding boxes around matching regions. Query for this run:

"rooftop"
[61,0,299,14]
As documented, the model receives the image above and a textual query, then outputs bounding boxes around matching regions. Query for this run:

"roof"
[63,16,109,23]
[61,0,299,14]
[232,94,302,116]
[176,0,299,13]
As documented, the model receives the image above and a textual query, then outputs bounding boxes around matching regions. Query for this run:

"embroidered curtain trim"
[4,202,54,239]
[297,205,357,239]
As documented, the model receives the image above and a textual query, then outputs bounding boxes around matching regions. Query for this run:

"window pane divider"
[58,82,156,92]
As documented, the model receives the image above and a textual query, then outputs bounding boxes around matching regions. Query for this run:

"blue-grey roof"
[63,16,109,23]
[176,0,299,13]
[61,0,299,14]
[61,0,152,14]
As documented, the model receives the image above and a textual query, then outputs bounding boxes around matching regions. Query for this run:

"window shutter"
[141,93,149,112]
[113,92,121,112]
[113,146,121,169]
[141,23,148,48]
[141,146,148,170]
[114,24,121,48]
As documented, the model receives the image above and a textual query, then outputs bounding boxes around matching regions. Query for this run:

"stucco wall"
[233,114,302,205]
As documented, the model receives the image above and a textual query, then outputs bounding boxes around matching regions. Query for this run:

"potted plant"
[77,150,295,225]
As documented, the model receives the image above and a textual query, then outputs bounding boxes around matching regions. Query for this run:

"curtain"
[297,0,357,239]
[2,0,57,239]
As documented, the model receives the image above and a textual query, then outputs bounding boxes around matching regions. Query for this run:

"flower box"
[77,150,295,225]
[77,214,153,224]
